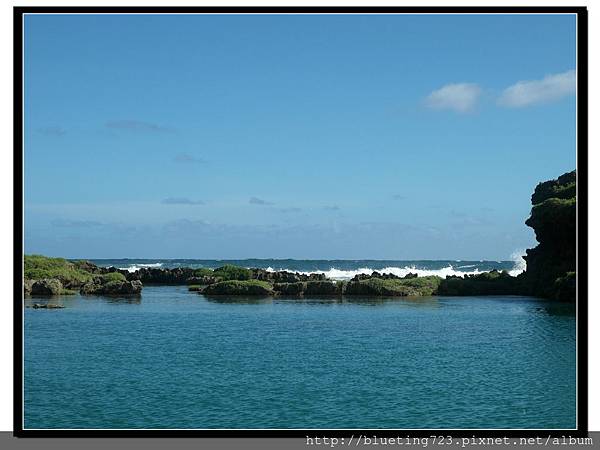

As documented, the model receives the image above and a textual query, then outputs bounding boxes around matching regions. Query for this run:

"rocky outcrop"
[80,278,143,296]
[30,279,63,296]
[121,265,327,287]
[304,280,342,296]
[432,171,576,302]
[437,270,521,296]
[520,170,576,301]
[24,279,35,295]
[251,268,326,283]
[345,276,441,297]
[273,282,306,296]
[202,280,275,296]
[124,267,196,284]
[28,303,65,309]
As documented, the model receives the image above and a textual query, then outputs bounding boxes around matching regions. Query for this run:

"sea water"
[24,259,575,429]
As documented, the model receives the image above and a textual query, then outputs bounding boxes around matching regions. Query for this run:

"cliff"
[436,170,577,302]
[521,170,576,301]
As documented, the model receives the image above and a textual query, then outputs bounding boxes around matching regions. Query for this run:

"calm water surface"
[24,286,575,429]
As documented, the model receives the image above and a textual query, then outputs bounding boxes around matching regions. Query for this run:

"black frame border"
[13,5,589,438]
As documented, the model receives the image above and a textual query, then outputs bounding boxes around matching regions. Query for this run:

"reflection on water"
[102,296,142,304]
[533,302,576,317]
[26,294,142,306]
[202,295,445,308]
[204,295,274,305]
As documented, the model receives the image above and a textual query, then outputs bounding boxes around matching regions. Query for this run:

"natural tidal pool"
[24,286,576,429]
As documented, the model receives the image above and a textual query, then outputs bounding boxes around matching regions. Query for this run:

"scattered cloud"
[498,70,575,108]
[105,120,172,132]
[162,197,205,205]
[173,153,206,164]
[249,197,274,206]
[424,83,482,113]
[51,219,104,228]
[392,195,406,201]
[323,205,341,211]
[37,126,67,137]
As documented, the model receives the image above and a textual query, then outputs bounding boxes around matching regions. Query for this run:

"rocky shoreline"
[23,171,576,302]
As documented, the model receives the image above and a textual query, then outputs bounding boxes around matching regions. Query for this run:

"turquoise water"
[24,286,576,429]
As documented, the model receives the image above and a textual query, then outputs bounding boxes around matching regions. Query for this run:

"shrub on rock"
[202,280,274,296]
[345,276,441,296]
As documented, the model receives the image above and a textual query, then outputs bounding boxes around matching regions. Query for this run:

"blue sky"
[24,13,577,259]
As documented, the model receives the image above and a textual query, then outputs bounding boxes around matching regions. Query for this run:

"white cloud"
[424,83,482,113]
[498,70,575,108]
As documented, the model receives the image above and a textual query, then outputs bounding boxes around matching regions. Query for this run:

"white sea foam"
[265,265,486,281]
[266,258,526,281]
[508,250,527,276]
[119,263,164,273]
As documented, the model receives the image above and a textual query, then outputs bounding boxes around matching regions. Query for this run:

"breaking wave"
[265,265,488,281]
[508,250,527,277]
[118,263,164,273]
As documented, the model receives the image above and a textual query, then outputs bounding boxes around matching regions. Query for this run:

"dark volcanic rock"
[350,272,415,282]
[72,260,104,274]
[437,270,521,296]
[273,282,305,296]
[520,170,576,301]
[304,280,342,296]
[186,276,220,285]
[30,303,65,309]
[30,279,63,296]
[251,268,326,283]
[433,170,576,301]
[126,267,196,284]
[273,280,344,296]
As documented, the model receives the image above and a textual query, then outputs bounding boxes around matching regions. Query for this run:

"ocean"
[23,259,575,429]
[90,257,527,278]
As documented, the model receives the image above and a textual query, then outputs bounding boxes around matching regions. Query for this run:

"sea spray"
[508,250,527,276]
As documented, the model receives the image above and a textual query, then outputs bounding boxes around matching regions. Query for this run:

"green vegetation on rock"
[98,272,127,283]
[530,170,576,204]
[521,170,576,301]
[193,268,214,278]
[25,255,143,297]
[202,280,274,296]
[212,265,252,281]
[24,255,92,287]
[345,276,442,297]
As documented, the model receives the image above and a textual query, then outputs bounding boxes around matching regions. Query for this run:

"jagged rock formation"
[435,170,577,302]
[521,170,576,301]
[30,279,64,296]
[80,278,143,296]
[437,270,521,296]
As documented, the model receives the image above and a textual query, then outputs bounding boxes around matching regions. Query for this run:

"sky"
[23,13,577,260]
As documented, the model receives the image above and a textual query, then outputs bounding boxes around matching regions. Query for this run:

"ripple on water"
[24,288,576,429]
